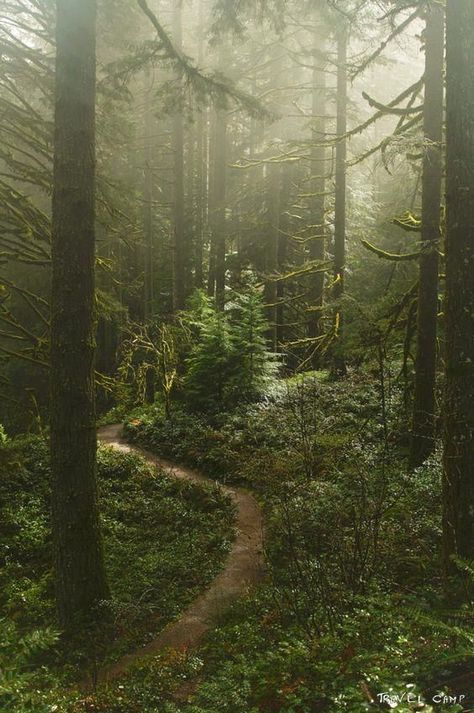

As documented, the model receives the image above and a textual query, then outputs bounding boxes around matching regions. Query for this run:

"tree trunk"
[143,68,155,321]
[332,23,348,377]
[212,108,227,310]
[195,105,207,290]
[50,0,109,631]
[194,0,206,290]
[409,4,444,469]
[172,1,186,312]
[276,164,291,348]
[264,161,281,352]
[443,0,474,572]
[308,38,327,356]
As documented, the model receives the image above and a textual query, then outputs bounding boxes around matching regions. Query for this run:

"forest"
[0,0,473,711]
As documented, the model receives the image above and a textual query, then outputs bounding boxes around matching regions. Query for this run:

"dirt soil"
[93,423,265,685]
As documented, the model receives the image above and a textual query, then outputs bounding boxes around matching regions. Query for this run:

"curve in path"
[95,424,265,685]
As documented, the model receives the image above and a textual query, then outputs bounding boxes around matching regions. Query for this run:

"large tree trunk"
[50,0,109,631]
[443,0,474,572]
[409,4,444,470]
[172,0,186,312]
[308,38,327,355]
[332,23,348,377]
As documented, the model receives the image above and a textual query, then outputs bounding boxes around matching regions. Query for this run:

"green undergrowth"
[0,437,234,711]
[114,371,473,712]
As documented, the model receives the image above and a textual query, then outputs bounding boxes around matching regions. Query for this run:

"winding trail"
[94,424,265,685]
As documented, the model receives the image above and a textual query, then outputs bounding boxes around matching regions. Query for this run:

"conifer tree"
[443,0,474,572]
[50,0,109,631]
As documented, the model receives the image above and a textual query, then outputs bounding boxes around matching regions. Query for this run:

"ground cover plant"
[0,436,234,710]
[121,371,473,712]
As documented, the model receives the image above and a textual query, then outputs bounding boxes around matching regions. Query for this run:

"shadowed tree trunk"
[409,3,444,470]
[443,0,474,574]
[332,22,348,378]
[50,0,109,631]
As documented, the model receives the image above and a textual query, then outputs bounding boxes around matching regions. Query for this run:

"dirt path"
[94,424,265,685]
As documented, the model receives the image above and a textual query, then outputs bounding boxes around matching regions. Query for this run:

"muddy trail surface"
[92,424,265,686]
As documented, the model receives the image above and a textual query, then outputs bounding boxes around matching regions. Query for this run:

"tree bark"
[50,0,109,631]
[409,4,444,469]
[332,23,348,377]
[443,0,474,571]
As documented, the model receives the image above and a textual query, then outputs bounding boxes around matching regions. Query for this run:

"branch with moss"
[361,239,421,261]
[136,0,270,118]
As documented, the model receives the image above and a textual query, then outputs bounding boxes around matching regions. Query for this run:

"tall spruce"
[409,3,444,470]
[50,0,109,630]
[443,0,474,571]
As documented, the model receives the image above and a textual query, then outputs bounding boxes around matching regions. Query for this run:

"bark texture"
[443,0,474,569]
[50,0,109,630]
[409,4,444,470]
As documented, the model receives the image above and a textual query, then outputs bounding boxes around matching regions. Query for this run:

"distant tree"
[443,0,474,573]
[332,20,348,377]
[172,0,187,312]
[50,0,109,630]
[308,32,327,356]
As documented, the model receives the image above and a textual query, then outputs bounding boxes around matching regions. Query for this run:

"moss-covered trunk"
[50,0,109,631]
[409,3,444,469]
[443,0,474,570]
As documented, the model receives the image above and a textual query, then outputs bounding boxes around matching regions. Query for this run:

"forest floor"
[95,424,265,686]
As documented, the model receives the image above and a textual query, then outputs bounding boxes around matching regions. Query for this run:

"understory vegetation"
[118,372,473,713]
[0,437,234,711]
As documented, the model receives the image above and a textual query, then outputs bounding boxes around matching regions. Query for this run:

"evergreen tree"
[443,0,474,573]
[184,291,232,410]
[228,289,278,401]
[50,0,109,631]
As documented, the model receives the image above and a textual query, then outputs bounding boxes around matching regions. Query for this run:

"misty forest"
[1,0,474,711]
